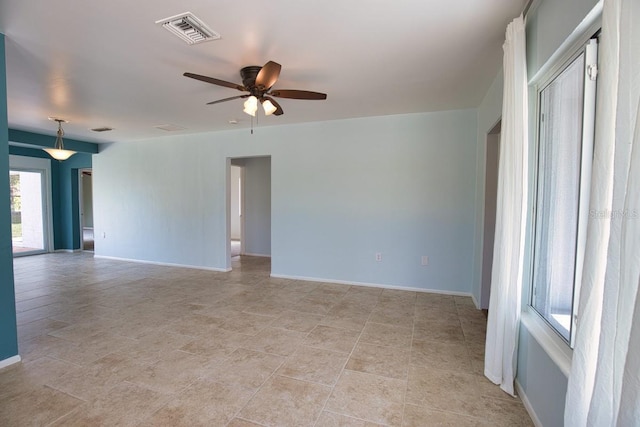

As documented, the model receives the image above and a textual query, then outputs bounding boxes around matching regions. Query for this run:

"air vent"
[154,124,186,132]
[155,12,220,45]
[91,127,113,132]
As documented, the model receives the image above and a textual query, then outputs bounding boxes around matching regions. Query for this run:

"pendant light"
[43,118,76,161]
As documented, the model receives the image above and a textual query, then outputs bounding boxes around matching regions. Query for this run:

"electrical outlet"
[103,232,106,238]
[421,255,429,266]
[375,252,382,262]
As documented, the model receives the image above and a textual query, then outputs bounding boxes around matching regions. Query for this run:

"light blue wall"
[526,0,600,78]
[0,33,18,362]
[518,327,568,427]
[243,157,271,257]
[94,109,478,293]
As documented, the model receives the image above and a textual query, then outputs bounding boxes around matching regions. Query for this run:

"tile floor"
[1,253,534,426]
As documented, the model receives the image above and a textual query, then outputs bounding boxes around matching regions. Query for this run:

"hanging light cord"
[56,121,65,149]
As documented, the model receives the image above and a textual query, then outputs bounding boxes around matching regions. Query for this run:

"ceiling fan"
[184,61,327,117]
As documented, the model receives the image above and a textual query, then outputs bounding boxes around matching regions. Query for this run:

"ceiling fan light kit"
[243,96,258,117]
[184,60,327,120]
[261,99,277,116]
[44,117,76,161]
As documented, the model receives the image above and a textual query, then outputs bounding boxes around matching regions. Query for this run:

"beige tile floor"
[1,253,534,426]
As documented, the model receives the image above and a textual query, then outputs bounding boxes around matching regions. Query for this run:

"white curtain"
[565,0,640,425]
[484,15,528,397]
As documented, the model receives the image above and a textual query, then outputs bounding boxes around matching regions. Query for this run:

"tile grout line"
[222,315,317,426]
[312,288,389,427]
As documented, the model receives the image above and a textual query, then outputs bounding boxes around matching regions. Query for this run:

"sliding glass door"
[10,168,49,256]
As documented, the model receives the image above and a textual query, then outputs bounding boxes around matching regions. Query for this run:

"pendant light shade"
[44,118,76,161]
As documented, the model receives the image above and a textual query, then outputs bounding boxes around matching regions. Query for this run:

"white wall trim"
[521,308,572,377]
[242,252,271,258]
[471,293,480,309]
[271,273,473,297]
[55,249,81,253]
[93,255,232,272]
[515,379,544,427]
[0,355,21,370]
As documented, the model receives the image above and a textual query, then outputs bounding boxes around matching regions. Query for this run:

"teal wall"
[8,128,99,154]
[0,34,18,361]
[9,138,94,250]
[0,31,96,362]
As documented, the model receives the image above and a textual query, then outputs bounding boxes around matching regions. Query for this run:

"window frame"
[529,37,598,348]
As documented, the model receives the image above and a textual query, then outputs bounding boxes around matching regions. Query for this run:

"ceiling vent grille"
[91,127,113,132]
[154,124,186,132]
[155,12,220,45]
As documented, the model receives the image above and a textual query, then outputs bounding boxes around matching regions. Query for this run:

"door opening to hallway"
[227,157,271,271]
[230,164,242,258]
[481,120,501,311]
[79,169,94,251]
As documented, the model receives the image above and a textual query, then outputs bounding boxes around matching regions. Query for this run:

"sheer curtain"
[484,15,528,397]
[564,0,640,424]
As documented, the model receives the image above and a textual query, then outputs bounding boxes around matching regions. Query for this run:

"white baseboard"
[242,252,271,258]
[55,249,81,253]
[515,379,544,427]
[93,255,231,272]
[270,273,473,297]
[471,293,480,309]
[86,256,472,299]
[0,355,21,370]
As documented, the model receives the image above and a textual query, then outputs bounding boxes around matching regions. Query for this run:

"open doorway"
[230,164,243,258]
[227,157,271,270]
[481,120,501,310]
[10,170,48,255]
[79,169,94,251]
[9,155,53,257]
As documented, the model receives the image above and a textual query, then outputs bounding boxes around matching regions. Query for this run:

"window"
[531,39,598,346]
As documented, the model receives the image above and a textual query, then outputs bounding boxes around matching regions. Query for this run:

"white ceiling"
[0,0,525,144]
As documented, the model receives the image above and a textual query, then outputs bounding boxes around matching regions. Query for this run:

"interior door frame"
[239,165,246,255]
[9,155,54,256]
[226,156,271,270]
[480,119,501,309]
[78,168,93,251]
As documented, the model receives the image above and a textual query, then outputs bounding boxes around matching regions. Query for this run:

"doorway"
[79,169,94,251]
[227,156,271,270]
[480,120,501,310]
[9,155,53,257]
[10,170,48,255]
[230,164,243,258]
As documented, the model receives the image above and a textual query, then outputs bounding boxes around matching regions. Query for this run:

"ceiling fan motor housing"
[240,66,263,90]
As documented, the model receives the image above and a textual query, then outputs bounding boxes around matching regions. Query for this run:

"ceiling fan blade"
[264,96,284,116]
[255,61,282,90]
[206,95,249,105]
[184,72,245,91]
[270,89,327,100]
